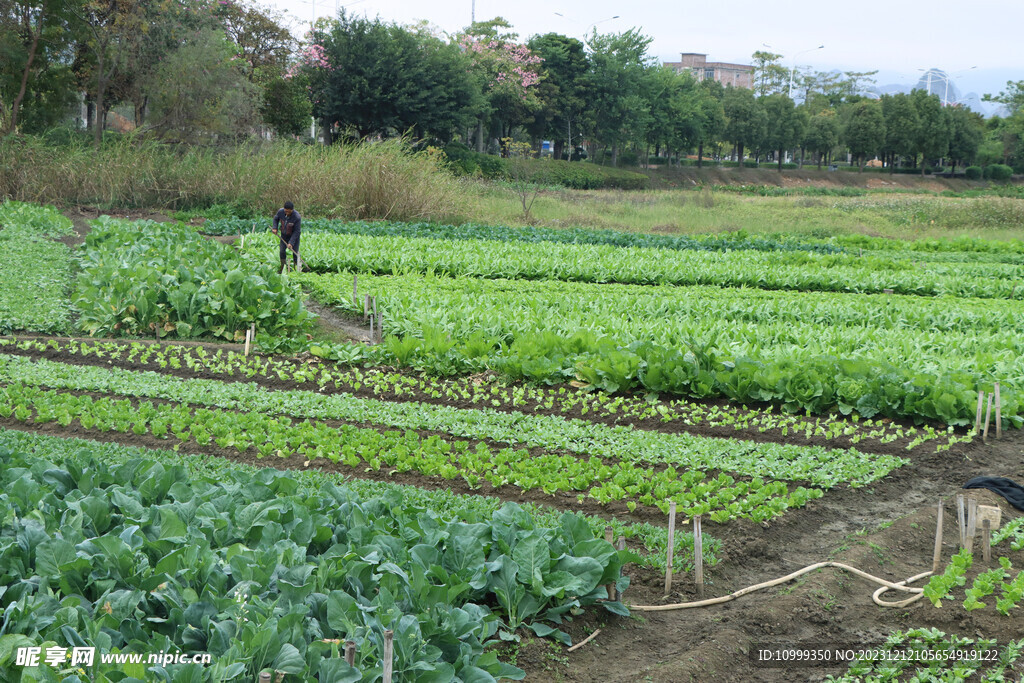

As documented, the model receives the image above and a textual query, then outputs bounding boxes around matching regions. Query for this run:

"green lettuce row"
[296,274,1018,428]
[3,338,966,454]
[244,231,1022,299]
[0,354,900,488]
[72,216,313,341]
[0,437,635,681]
[0,382,823,521]
[299,271,1023,388]
[0,201,74,334]
[201,216,846,254]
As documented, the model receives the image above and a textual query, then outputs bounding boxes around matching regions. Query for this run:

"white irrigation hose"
[628,561,932,612]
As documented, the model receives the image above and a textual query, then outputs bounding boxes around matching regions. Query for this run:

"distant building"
[664,53,754,89]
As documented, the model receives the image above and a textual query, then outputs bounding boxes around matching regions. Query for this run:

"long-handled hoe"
[274,229,302,273]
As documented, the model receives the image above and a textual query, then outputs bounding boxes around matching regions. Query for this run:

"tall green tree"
[526,32,588,160]
[586,28,654,165]
[761,93,806,170]
[0,0,77,133]
[693,80,726,167]
[750,50,787,96]
[212,2,314,138]
[880,93,918,172]
[641,65,694,163]
[722,85,765,165]
[843,99,885,171]
[802,109,839,169]
[304,12,481,142]
[70,0,146,146]
[146,29,260,142]
[946,106,983,171]
[911,89,950,173]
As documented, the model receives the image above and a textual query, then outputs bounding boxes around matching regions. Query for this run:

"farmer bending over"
[272,201,301,272]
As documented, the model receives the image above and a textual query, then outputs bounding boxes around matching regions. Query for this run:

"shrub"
[987,164,1013,182]
[964,166,982,180]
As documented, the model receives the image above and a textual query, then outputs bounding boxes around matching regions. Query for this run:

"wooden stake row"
[974,384,1003,440]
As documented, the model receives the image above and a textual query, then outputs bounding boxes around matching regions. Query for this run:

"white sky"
[262,0,1024,98]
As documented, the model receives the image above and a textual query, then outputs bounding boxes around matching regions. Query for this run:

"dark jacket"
[273,208,301,241]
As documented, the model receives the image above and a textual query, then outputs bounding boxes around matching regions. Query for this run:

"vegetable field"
[2,201,1023,682]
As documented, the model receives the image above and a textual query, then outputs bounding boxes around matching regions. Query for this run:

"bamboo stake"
[376,312,384,343]
[966,498,978,555]
[382,630,394,683]
[344,641,356,667]
[957,494,966,549]
[694,515,704,599]
[932,500,944,574]
[994,382,1002,439]
[605,527,616,600]
[368,314,374,342]
[364,294,371,318]
[663,503,676,597]
[244,329,251,356]
[373,295,378,318]
[982,519,991,565]
[975,390,985,434]
[983,393,994,441]
[250,324,256,349]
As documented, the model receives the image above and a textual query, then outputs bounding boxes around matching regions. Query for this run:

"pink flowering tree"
[456,19,544,154]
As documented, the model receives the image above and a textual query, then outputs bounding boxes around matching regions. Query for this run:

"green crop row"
[0,435,635,681]
[204,213,1024,263]
[298,273,1018,427]
[0,382,824,521]
[244,231,1023,299]
[1,338,970,453]
[301,271,1023,395]
[202,216,845,254]
[0,354,901,488]
[0,201,74,334]
[0,427,717,576]
[72,216,314,341]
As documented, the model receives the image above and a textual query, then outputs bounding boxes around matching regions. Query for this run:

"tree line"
[3,0,1022,173]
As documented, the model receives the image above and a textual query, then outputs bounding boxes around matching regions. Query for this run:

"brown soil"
[60,206,177,248]
[303,299,374,343]
[3,344,1023,681]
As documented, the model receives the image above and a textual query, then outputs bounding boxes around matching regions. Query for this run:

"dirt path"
[304,298,373,343]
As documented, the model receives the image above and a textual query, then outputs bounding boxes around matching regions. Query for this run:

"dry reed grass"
[0,136,465,222]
